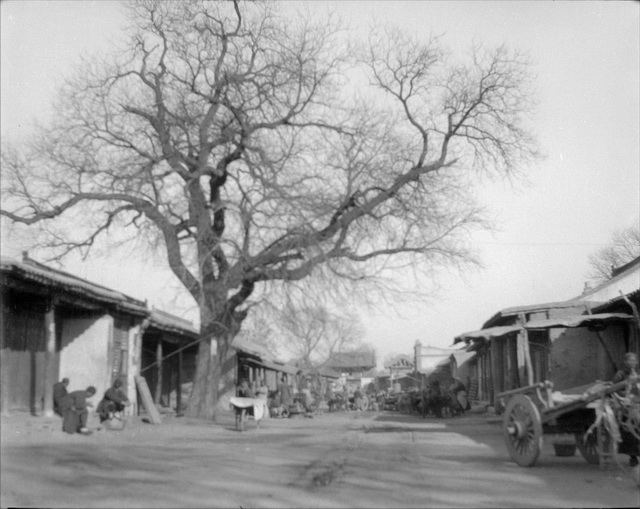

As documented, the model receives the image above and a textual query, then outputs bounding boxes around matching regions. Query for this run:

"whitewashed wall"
[58,315,113,410]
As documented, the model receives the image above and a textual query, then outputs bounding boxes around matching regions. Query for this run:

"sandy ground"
[1,409,639,508]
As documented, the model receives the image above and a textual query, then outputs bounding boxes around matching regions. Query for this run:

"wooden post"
[585,303,620,371]
[176,349,182,415]
[155,339,163,405]
[522,328,534,385]
[42,304,56,417]
[490,339,499,408]
[518,314,534,385]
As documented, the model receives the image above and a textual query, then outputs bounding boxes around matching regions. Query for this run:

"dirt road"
[1,410,638,508]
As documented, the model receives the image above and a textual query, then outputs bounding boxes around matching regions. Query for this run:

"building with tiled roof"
[0,255,197,416]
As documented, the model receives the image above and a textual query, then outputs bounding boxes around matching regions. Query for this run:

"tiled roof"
[1,256,199,339]
[326,351,376,369]
[1,256,147,316]
[231,335,299,375]
[384,354,413,369]
[592,288,640,313]
[574,257,640,303]
[611,256,640,278]
[148,308,199,337]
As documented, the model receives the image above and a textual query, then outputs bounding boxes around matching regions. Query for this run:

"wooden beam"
[176,349,182,415]
[585,303,620,371]
[42,303,56,417]
[518,313,534,386]
[135,375,162,424]
[155,339,163,404]
[490,339,499,408]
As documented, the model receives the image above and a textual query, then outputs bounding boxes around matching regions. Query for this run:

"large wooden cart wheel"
[574,431,599,465]
[503,394,544,467]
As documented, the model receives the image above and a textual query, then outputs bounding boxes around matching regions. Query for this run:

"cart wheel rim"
[503,394,543,467]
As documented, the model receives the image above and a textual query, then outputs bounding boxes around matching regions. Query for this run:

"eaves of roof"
[384,354,414,369]
[456,312,633,344]
[573,257,640,302]
[591,288,640,313]
[1,257,148,316]
[147,309,199,338]
[611,256,640,278]
[481,300,601,329]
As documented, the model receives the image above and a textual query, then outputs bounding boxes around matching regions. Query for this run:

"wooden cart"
[230,396,267,432]
[498,380,628,467]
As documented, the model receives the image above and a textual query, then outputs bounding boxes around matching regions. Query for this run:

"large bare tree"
[0,0,538,418]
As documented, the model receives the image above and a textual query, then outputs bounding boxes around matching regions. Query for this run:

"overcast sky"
[1,1,638,366]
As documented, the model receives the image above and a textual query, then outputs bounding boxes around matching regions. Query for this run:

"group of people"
[236,375,294,418]
[52,377,130,435]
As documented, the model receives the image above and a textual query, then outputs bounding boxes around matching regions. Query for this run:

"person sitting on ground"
[97,379,130,423]
[52,377,69,417]
[612,352,640,467]
[59,386,96,434]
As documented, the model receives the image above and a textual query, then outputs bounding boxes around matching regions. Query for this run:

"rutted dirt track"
[1,410,638,508]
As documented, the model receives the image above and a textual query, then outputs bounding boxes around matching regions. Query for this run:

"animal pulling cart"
[498,379,638,467]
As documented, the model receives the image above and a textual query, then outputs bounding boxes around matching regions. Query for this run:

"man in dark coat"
[52,377,69,416]
[97,379,130,423]
[59,386,96,434]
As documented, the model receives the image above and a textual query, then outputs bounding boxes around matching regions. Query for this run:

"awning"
[525,313,633,329]
[454,325,521,344]
[454,313,634,344]
[254,358,300,375]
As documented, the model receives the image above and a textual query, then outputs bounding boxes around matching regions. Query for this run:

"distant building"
[413,341,459,386]
[384,354,415,391]
[325,350,377,388]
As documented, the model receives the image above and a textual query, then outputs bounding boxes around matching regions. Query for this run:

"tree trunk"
[186,303,242,420]
[187,335,214,419]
